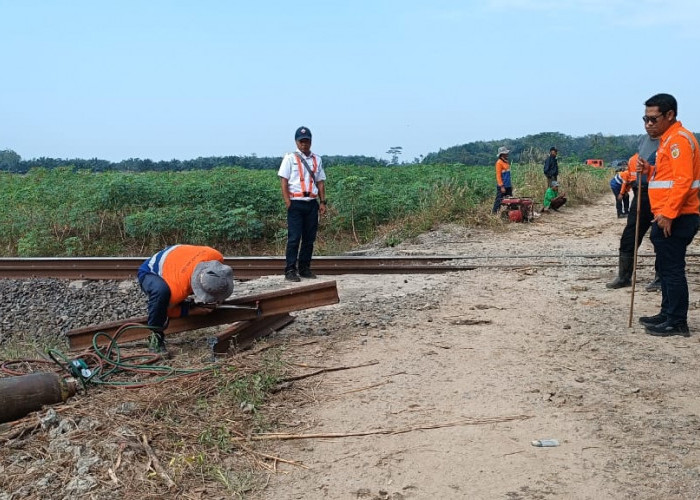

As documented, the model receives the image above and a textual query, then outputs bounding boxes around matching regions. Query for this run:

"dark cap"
[550,146,557,152]
[295,126,312,141]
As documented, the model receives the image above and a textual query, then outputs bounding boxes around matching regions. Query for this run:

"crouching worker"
[542,181,567,212]
[137,244,234,355]
[610,168,630,218]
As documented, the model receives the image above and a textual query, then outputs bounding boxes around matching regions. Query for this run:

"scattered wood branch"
[141,434,175,489]
[281,361,379,383]
[0,421,42,444]
[107,467,119,485]
[234,415,532,442]
[448,318,493,326]
[234,441,309,469]
[335,381,390,396]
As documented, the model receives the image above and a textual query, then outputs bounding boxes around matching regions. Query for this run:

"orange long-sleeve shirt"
[648,121,700,219]
[619,154,638,197]
[495,158,511,187]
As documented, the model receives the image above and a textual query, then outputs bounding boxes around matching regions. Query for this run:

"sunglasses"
[642,113,665,124]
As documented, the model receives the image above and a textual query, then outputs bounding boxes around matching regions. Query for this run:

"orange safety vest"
[495,158,510,186]
[290,153,318,198]
[648,121,700,219]
[142,245,224,317]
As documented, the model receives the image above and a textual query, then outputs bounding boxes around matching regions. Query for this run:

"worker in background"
[610,166,630,218]
[543,146,559,187]
[637,93,700,337]
[138,244,234,355]
[278,126,327,282]
[606,136,658,290]
[492,146,512,214]
[541,181,566,212]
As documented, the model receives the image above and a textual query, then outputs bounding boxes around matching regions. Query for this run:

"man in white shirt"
[278,126,327,281]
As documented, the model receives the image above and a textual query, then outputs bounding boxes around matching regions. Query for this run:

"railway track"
[0,253,681,280]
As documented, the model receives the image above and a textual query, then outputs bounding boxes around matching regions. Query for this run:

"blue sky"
[2,0,699,163]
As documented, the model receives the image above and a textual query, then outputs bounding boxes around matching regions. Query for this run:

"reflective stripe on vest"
[147,244,180,276]
[291,153,318,198]
[649,180,700,189]
[678,131,696,152]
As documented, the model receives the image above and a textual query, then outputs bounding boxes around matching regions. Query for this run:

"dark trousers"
[619,189,653,254]
[550,196,567,210]
[286,200,319,272]
[492,186,513,214]
[138,273,171,332]
[651,214,700,322]
[611,186,629,215]
[546,175,557,187]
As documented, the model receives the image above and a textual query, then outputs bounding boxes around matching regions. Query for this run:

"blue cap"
[295,126,312,141]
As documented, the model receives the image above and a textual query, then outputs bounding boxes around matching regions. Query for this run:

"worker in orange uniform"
[617,154,662,292]
[637,93,700,337]
[492,146,512,214]
[138,244,234,354]
[606,137,658,290]
[610,166,630,218]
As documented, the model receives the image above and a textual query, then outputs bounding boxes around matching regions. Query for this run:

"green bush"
[0,163,609,256]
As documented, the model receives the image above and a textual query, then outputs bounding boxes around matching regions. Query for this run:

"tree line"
[0,150,386,173]
[4,131,698,173]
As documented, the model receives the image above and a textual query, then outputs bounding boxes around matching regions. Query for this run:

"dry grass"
[0,339,302,499]
[364,163,609,249]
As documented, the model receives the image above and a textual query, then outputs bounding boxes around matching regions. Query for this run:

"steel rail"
[66,281,339,351]
[0,256,476,280]
[3,252,697,280]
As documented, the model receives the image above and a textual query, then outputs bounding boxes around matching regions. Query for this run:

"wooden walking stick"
[628,184,643,327]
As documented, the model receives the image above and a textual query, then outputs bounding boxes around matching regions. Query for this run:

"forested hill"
[422,132,649,166]
[423,131,700,166]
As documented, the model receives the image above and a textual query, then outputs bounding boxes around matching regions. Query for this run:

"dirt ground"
[4,194,700,500]
[250,195,700,500]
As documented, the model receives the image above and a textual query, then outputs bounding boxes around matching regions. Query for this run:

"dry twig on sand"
[280,361,379,383]
[234,415,532,442]
[141,434,176,489]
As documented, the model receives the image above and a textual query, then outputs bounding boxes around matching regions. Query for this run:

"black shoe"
[617,214,626,219]
[645,320,690,337]
[299,268,316,279]
[639,313,667,327]
[285,270,301,282]
[645,279,662,292]
[149,342,172,359]
[606,277,631,289]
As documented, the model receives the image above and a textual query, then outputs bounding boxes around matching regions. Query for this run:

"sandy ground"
[248,195,700,500]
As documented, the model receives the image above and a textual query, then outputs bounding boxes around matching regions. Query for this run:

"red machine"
[500,197,534,223]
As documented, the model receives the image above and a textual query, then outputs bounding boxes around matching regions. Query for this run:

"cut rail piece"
[66,281,339,351]
[210,314,295,354]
